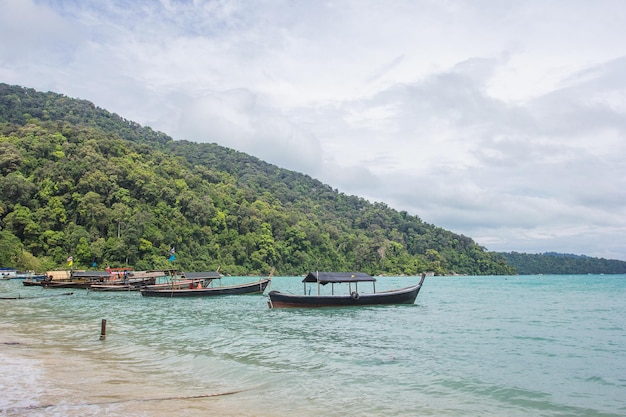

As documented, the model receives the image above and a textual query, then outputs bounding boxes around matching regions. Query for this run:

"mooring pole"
[99,319,107,340]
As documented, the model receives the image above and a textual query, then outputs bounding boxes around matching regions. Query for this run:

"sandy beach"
[0,328,258,417]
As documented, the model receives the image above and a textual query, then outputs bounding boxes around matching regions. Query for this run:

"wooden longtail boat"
[42,271,110,289]
[22,277,47,286]
[42,280,93,289]
[141,271,223,291]
[267,272,425,308]
[89,270,164,291]
[140,278,270,298]
[23,270,107,289]
[89,283,137,291]
[23,270,71,287]
[140,270,273,298]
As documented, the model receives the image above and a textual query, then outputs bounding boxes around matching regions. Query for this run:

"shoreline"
[0,328,257,417]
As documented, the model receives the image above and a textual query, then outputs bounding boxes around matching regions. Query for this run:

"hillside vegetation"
[498,252,626,275]
[0,83,515,275]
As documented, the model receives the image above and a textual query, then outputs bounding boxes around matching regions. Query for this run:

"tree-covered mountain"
[498,252,626,275]
[0,83,515,275]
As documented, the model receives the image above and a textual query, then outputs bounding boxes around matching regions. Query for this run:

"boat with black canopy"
[267,272,425,308]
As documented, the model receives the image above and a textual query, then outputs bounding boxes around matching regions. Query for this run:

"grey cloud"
[0,0,80,64]
[158,89,324,175]
[3,0,626,260]
[315,56,626,259]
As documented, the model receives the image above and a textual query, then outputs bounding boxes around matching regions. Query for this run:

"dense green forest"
[498,252,626,275]
[0,83,516,275]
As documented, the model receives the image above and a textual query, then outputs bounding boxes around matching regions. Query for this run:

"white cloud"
[2,0,626,260]
[159,88,323,174]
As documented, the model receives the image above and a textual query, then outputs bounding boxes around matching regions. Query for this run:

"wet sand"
[0,329,261,417]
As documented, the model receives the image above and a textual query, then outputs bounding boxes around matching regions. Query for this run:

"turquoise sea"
[1,275,625,416]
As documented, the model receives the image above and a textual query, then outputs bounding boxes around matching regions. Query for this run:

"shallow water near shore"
[1,275,625,416]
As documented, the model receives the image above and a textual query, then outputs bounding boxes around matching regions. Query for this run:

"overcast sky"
[2,0,626,260]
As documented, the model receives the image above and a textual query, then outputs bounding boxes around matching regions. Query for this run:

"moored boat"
[41,270,109,289]
[90,270,163,291]
[1,268,46,280]
[142,270,223,291]
[140,269,273,298]
[267,272,425,308]
[21,275,48,286]
[42,280,93,289]
[25,270,75,288]
[22,279,45,287]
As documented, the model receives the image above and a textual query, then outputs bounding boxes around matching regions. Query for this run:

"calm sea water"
[1,275,625,416]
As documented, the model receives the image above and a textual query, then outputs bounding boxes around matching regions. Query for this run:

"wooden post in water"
[99,319,107,340]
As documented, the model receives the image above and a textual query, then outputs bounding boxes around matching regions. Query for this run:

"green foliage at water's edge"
[0,83,515,275]
[498,252,626,275]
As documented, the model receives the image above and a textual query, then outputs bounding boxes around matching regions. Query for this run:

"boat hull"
[140,279,270,298]
[22,279,45,287]
[90,284,137,291]
[143,279,198,290]
[42,280,93,289]
[267,283,423,308]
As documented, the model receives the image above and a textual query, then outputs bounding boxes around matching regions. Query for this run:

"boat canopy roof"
[303,272,376,284]
[184,271,222,280]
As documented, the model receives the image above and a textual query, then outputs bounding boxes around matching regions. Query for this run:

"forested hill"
[498,252,626,275]
[0,83,514,275]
